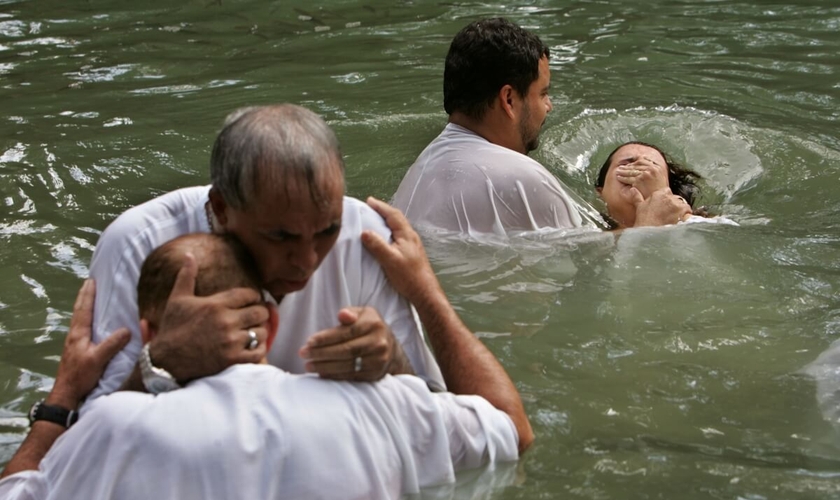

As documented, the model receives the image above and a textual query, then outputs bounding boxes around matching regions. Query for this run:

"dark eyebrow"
[263,220,341,239]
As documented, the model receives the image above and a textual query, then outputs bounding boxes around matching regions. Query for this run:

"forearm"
[412,283,533,453]
[1,391,76,479]
[1,423,64,478]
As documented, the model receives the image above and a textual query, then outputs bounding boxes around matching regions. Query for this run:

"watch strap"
[28,400,78,428]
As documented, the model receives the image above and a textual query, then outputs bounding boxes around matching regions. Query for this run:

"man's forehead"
[255,163,344,203]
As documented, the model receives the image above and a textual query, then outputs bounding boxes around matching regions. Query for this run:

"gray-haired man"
[78,104,443,405]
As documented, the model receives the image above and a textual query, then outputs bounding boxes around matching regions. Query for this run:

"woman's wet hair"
[595,141,703,208]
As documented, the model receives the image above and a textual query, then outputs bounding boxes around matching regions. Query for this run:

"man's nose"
[287,240,319,275]
[546,96,553,113]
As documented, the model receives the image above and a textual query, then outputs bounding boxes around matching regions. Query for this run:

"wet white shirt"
[0,365,518,500]
[393,123,596,237]
[86,186,444,402]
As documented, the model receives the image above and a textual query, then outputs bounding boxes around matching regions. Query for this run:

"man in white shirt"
[393,18,602,236]
[0,202,533,499]
[84,104,444,405]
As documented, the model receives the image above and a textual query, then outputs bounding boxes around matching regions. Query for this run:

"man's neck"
[448,112,525,155]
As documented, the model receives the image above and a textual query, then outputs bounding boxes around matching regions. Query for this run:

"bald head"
[210,104,345,211]
[137,233,262,325]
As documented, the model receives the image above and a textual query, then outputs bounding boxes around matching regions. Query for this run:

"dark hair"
[137,233,261,324]
[210,104,345,211]
[443,18,550,120]
[595,141,703,208]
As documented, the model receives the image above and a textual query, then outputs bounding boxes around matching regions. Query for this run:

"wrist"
[147,340,187,381]
[45,390,80,411]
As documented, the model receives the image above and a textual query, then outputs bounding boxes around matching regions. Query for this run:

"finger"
[69,280,95,336]
[230,344,267,365]
[366,197,412,235]
[301,327,370,358]
[238,325,270,353]
[305,357,381,378]
[168,252,198,299]
[92,327,131,364]
[227,302,271,331]
[366,197,399,223]
[361,229,395,262]
[620,185,644,206]
[214,287,267,310]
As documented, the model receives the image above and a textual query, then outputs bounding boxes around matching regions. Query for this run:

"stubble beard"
[519,105,541,154]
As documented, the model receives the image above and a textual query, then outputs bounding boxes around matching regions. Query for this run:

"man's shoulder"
[96,186,209,245]
[430,123,547,172]
[338,196,391,241]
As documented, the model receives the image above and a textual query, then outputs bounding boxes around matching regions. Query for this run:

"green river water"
[1,0,840,498]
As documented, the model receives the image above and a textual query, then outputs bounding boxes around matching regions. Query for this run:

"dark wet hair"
[210,104,345,211]
[595,141,703,208]
[443,18,550,120]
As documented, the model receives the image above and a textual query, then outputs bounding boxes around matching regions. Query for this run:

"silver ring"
[354,356,362,373]
[246,330,259,350]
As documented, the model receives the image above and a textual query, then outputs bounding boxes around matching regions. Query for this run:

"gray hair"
[210,104,345,210]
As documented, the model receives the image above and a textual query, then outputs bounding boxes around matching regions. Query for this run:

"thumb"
[337,307,360,326]
[169,252,198,299]
[93,327,131,364]
[627,187,644,207]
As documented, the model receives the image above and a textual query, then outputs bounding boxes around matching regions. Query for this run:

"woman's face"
[597,144,669,228]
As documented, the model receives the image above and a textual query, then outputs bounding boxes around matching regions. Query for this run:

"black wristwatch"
[28,400,78,428]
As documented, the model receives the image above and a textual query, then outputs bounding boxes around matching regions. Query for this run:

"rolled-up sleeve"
[435,392,520,471]
[0,470,49,500]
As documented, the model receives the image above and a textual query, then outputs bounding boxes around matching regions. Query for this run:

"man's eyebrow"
[262,220,342,238]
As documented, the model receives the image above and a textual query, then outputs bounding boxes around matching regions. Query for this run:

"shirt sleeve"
[85,206,150,403]
[353,203,446,391]
[85,188,207,404]
[434,392,520,471]
[0,471,49,500]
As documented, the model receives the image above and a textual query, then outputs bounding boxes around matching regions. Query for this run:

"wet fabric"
[393,123,598,237]
[0,365,518,500]
[85,186,445,403]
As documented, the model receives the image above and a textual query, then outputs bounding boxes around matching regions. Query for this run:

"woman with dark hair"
[593,141,732,229]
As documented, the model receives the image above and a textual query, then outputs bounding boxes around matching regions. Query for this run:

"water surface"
[2,0,840,498]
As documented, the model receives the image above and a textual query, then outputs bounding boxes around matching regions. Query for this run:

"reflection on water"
[1,0,840,498]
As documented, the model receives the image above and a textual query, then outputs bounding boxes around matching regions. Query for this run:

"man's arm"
[360,198,533,454]
[1,281,129,478]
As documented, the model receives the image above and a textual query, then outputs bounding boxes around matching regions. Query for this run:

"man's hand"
[148,253,271,383]
[299,306,412,381]
[1,279,130,479]
[634,187,692,227]
[47,280,130,410]
[615,155,669,200]
[359,197,441,306]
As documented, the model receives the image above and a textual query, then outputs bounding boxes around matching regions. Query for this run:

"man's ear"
[140,318,158,345]
[499,85,518,120]
[207,187,229,227]
[265,305,279,352]
[596,186,603,195]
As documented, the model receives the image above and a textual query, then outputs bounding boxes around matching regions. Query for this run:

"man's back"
[393,123,590,236]
[28,365,517,500]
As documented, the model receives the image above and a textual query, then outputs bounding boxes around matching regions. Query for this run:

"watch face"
[28,401,41,424]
